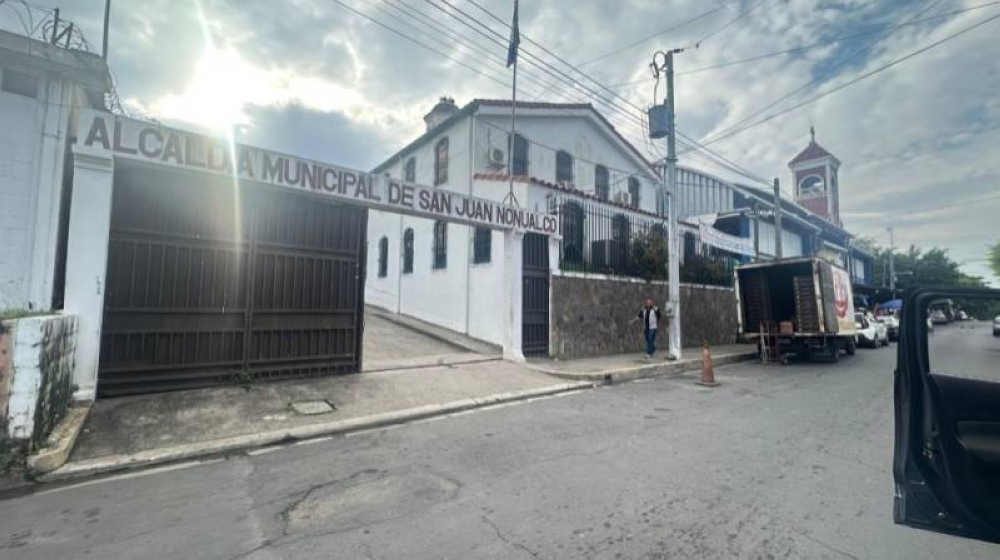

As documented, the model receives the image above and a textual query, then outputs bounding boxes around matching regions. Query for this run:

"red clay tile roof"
[473,172,661,218]
[789,140,834,165]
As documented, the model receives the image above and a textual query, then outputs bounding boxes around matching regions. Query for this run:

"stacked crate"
[793,275,820,332]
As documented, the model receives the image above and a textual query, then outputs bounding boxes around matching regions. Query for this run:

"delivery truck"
[735,257,858,363]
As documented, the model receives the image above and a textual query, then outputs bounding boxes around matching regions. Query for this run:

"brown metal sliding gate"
[97,165,367,397]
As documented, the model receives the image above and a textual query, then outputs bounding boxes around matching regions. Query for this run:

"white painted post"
[503,229,525,362]
[63,145,115,401]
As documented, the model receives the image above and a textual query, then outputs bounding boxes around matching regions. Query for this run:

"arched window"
[377,237,388,278]
[798,174,824,197]
[473,227,492,264]
[561,202,585,264]
[404,157,416,183]
[432,220,447,269]
[434,138,449,185]
[509,133,529,176]
[595,165,609,200]
[403,228,414,273]
[556,150,573,183]
[628,177,641,209]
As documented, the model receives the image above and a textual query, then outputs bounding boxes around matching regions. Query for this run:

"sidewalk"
[45,361,591,482]
[525,343,758,384]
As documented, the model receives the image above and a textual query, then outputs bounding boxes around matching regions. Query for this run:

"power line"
[677,1,1000,77]
[696,0,950,149]
[687,0,774,49]
[329,0,513,91]
[603,1,1000,90]
[692,9,1000,149]
[577,3,731,67]
[420,0,658,144]
[460,0,762,177]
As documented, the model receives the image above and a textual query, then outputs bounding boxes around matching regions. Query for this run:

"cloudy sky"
[6,0,999,283]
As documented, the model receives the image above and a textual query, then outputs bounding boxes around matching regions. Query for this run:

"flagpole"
[508,55,517,206]
[505,0,519,207]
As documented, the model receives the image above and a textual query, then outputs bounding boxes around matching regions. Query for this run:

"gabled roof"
[372,99,658,177]
[789,140,836,166]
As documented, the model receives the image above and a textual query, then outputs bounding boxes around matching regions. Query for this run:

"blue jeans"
[645,328,658,356]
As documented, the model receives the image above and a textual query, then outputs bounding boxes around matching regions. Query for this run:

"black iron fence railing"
[553,198,739,287]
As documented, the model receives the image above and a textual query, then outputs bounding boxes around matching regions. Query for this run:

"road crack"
[482,515,539,559]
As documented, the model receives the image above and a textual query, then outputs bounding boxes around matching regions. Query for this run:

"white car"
[855,312,888,348]
[875,313,899,341]
[993,315,1000,337]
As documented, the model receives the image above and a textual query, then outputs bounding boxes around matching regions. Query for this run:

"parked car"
[930,309,949,325]
[993,315,1000,337]
[875,313,899,341]
[855,312,887,348]
[958,310,969,321]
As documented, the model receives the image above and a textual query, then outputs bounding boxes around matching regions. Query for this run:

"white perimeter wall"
[0,73,77,311]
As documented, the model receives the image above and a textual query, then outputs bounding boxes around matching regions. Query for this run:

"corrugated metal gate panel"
[522,232,550,357]
[98,166,366,397]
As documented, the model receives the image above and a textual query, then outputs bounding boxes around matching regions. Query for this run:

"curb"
[26,406,90,475]
[37,381,593,484]
[530,351,757,385]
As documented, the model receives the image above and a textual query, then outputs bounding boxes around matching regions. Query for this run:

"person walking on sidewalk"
[635,298,661,359]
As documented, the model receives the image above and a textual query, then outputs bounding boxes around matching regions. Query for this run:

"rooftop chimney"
[423,96,458,132]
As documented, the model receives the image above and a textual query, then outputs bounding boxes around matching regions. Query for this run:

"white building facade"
[366,98,664,351]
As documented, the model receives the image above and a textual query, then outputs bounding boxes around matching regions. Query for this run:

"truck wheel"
[830,340,841,363]
[846,338,856,356]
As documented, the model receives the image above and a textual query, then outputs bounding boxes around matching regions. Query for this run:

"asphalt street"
[928,319,1000,380]
[3,339,999,559]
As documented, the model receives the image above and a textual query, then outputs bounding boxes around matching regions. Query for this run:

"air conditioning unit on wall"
[613,191,630,205]
[488,148,505,169]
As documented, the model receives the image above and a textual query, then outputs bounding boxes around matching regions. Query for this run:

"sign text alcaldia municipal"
[77,110,558,235]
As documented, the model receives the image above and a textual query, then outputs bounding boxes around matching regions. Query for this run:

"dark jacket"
[638,306,661,334]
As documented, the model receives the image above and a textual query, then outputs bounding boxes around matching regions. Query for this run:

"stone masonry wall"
[550,274,737,359]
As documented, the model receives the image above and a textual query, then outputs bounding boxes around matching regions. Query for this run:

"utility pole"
[752,202,760,260]
[102,0,112,60]
[773,178,783,259]
[664,50,682,360]
[888,226,896,298]
[649,49,683,360]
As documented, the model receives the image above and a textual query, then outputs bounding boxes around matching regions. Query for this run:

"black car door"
[894,286,1000,543]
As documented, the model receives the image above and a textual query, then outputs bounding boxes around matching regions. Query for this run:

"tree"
[989,241,1000,282]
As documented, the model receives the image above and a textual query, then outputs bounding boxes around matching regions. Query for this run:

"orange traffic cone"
[697,341,720,387]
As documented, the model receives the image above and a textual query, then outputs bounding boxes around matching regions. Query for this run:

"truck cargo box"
[736,257,857,339]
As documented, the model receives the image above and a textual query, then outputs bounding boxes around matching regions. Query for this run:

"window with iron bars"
[628,177,641,209]
[473,227,491,264]
[403,228,414,273]
[433,220,447,269]
[378,236,388,277]
[509,134,529,176]
[595,165,610,200]
[434,138,449,185]
[404,157,416,183]
[556,150,573,183]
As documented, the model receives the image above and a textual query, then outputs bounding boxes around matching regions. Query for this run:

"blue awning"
[879,299,903,310]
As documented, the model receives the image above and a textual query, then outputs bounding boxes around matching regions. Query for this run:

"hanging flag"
[506,0,520,68]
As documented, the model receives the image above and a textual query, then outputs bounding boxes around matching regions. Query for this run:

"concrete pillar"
[502,229,525,362]
[63,145,114,401]
[547,235,560,357]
